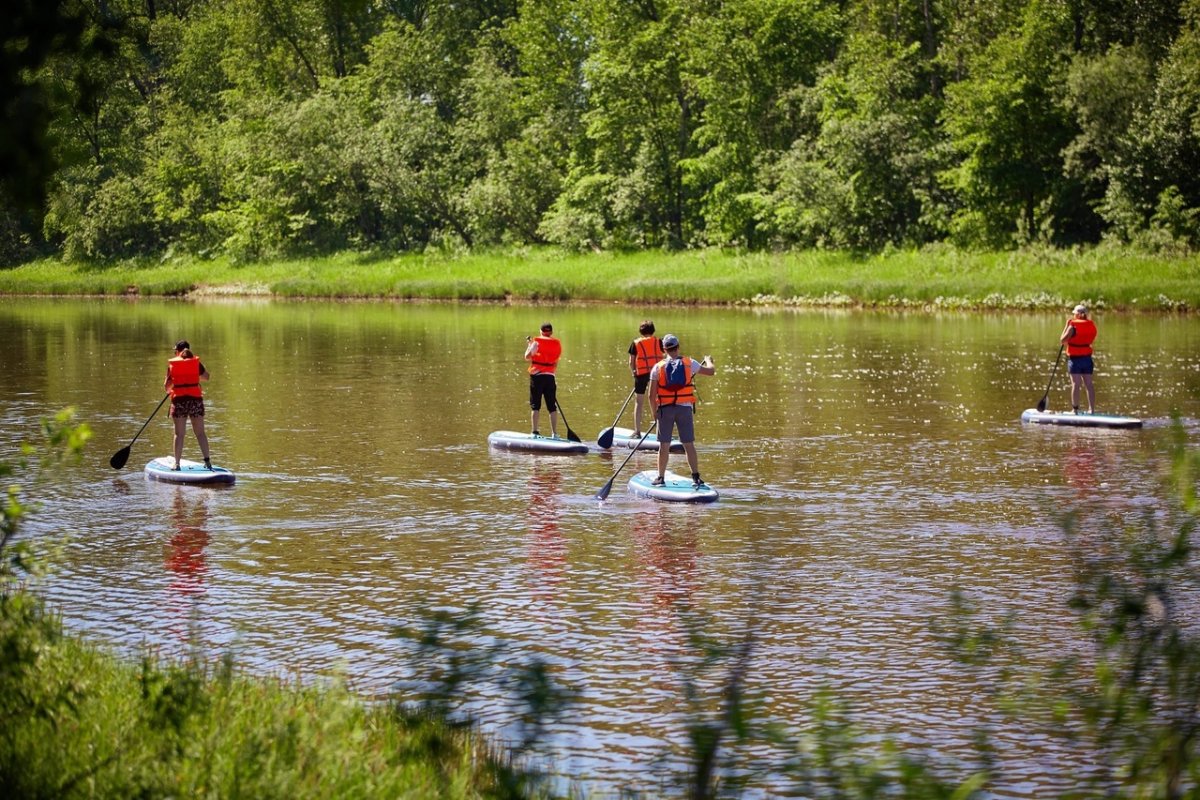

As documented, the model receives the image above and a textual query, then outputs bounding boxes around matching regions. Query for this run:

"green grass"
[0,616,533,799]
[2,246,1199,309]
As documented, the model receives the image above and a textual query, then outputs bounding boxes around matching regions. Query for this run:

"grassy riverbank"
[2,247,1198,309]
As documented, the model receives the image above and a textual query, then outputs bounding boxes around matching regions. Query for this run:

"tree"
[941,0,1085,247]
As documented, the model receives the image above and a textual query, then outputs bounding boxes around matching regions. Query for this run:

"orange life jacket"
[167,356,203,398]
[528,336,561,375]
[633,336,664,376]
[1065,318,1096,357]
[656,356,695,405]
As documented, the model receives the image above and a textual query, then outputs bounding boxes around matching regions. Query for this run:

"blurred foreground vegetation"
[3,412,1200,798]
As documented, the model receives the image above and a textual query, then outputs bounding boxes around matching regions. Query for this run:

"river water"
[2,298,1198,796]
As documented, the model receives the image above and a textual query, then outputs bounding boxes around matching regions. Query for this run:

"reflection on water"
[164,486,211,639]
[2,298,1199,797]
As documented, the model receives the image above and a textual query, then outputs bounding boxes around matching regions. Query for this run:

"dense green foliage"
[2,0,1199,265]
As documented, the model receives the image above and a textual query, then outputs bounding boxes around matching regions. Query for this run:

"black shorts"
[529,373,557,411]
[633,373,651,394]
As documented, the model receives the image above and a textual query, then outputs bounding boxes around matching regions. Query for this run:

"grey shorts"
[657,404,695,444]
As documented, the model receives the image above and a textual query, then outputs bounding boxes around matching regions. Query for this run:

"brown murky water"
[2,298,1198,796]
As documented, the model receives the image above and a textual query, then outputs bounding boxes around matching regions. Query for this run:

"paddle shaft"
[596,421,657,501]
[555,400,582,443]
[596,388,637,448]
[109,394,169,469]
[1037,344,1065,412]
[610,388,636,428]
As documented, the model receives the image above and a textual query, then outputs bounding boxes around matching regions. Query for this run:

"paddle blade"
[596,427,615,449]
[567,429,582,443]
[595,477,616,501]
[109,446,131,470]
[1036,396,1048,413]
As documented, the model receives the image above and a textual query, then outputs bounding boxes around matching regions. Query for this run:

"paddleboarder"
[648,334,716,489]
[1060,304,1096,414]
[164,340,212,470]
[524,322,561,438]
[628,319,664,438]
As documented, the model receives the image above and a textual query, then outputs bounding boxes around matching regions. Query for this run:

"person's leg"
[682,443,699,475]
[1069,374,1083,411]
[675,407,701,483]
[192,416,211,463]
[173,415,187,467]
[1082,374,1095,413]
[545,378,559,438]
[529,376,541,434]
[655,406,677,482]
[633,376,648,436]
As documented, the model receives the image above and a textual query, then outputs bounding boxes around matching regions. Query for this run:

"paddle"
[554,401,582,443]
[596,388,636,449]
[1036,344,1065,413]
[109,394,170,470]
[595,422,657,501]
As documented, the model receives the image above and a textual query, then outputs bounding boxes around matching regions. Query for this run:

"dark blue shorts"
[1067,355,1094,375]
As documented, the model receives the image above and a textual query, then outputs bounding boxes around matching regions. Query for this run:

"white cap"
[1073,304,1088,314]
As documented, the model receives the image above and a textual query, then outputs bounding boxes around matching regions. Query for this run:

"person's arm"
[648,366,659,415]
[1060,321,1075,344]
[695,356,715,376]
[628,347,637,375]
[163,368,171,392]
[198,361,210,382]
[524,338,537,361]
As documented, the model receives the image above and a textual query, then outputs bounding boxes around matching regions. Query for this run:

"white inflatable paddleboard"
[628,469,718,503]
[1020,408,1142,429]
[608,427,685,453]
[487,431,589,454]
[144,457,236,485]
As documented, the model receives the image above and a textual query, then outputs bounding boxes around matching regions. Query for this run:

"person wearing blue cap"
[647,334,715,489]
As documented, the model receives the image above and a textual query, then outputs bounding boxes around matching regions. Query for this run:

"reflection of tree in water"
[525,463,566,603]
[164,487,210,639]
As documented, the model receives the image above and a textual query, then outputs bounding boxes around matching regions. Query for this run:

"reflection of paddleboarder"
[165,487,210,598]
[526,465,566,601]
[631,510,698,614]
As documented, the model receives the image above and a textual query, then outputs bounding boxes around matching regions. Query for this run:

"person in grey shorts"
[647,334,716,489]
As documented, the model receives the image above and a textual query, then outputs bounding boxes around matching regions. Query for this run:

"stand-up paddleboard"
[1020,408,1143,429]
[628,469,718,503]
[607,427,685,453]
[488,431,589,454]
[144,457,236,485]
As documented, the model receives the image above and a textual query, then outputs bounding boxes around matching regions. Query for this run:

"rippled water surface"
[2,299,1199,796]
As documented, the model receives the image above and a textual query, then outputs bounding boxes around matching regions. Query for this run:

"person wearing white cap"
[647,334,716,489]
[1060,304,1097,414]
